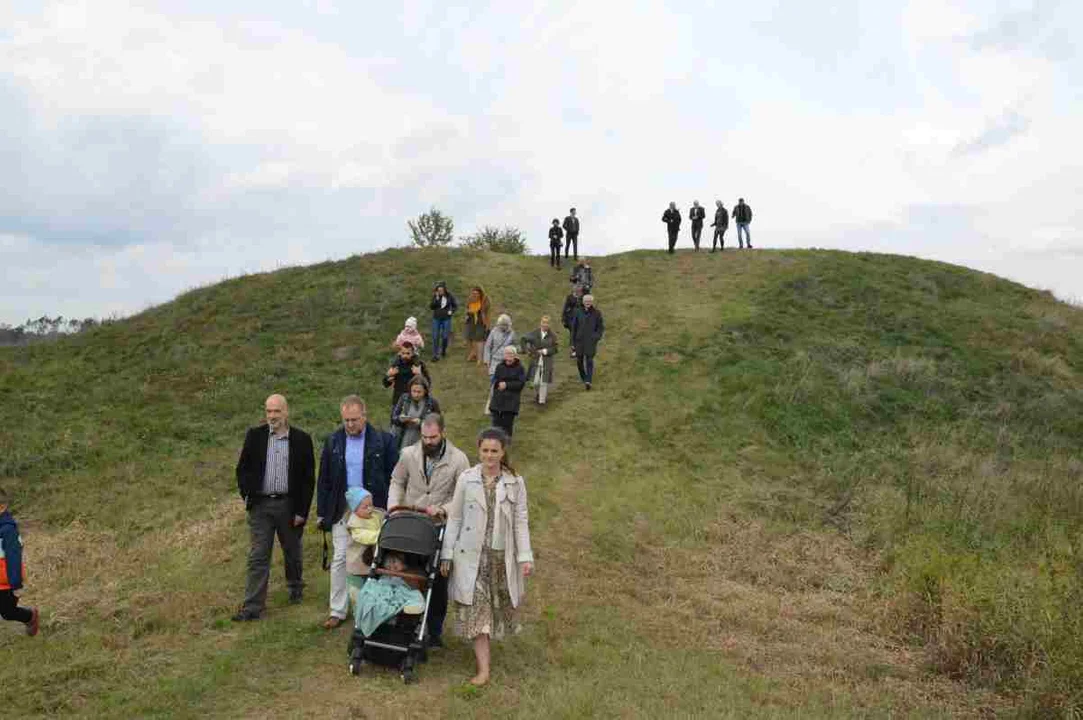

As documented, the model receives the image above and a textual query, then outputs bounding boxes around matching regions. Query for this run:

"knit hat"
[346,486,372,512]
[405,317,418,330]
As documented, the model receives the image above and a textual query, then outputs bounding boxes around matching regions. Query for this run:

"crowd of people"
[662,198,754,253]
[227,271,604,686]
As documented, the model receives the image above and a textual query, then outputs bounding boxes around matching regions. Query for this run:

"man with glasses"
[388,413,469,646]
[316,396,399,630]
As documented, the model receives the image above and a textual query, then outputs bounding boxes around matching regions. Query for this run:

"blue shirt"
[345,429,366,490]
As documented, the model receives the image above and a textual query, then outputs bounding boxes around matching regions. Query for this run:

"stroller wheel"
[402,667,417,684]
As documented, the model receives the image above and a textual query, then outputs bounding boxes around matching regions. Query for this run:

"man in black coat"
[572,294,605,390]
[710,200,729,252]
[316,395,399,629]
[562,208,580,261]
[662,202,681,253]
[233,393,316,621]
[689,200,706,250]
[382,342,431,409]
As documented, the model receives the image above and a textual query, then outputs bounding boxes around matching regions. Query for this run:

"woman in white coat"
[440,427,534,686]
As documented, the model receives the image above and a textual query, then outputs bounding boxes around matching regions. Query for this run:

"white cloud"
[0,0,1080,324]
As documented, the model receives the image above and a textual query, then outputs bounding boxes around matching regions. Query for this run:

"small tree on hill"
[460,226,527,255]
[407,207,455,247]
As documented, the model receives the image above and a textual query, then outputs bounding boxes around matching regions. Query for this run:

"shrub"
[460,225,527,255]
[407,207,455,247]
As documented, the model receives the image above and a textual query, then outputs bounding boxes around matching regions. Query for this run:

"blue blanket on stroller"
[354,576,425,637]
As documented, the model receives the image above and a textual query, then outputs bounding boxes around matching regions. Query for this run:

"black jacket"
[662,208,681,230]
[549,225,564,245]
[562,215,580,236]
[317,423,400,522]
[390,394,442,443]
[430,291,458,320]
[733,202,752,223]
[711,206,729,229]
[382,354,432,406]
[689,206,706,225]
[572,306,605,356]
[490,360,527,415]
[236,425,316,520]
[562,293,582,329]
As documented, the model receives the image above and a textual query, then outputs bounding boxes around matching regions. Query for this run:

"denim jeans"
[431,317,451,358]
[737,223,751,248]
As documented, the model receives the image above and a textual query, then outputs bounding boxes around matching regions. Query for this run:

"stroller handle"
[387,504,427,516]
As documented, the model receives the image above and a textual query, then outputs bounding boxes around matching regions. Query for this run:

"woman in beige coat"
[440,427,534,686]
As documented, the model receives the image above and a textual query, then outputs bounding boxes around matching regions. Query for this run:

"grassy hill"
[2,247,1082,717]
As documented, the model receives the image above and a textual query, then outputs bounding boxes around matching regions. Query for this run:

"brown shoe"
[26,607,40,637]
[323,616,345,630]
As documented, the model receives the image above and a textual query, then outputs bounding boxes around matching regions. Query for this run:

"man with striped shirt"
[233,394,315,621]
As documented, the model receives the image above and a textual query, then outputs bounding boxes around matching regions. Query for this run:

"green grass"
[2,247,1081,717]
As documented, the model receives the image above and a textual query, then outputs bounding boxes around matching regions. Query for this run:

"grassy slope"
[2,247,1082,717]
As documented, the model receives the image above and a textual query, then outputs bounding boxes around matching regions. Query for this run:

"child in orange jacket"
[0,487,40,636]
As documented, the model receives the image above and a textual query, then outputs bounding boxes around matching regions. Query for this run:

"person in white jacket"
[440,427,534,686]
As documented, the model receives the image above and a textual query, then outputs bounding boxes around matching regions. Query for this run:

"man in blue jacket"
[316,395,399,629]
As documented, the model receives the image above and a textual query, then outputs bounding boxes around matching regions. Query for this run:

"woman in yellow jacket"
[440,427,534,686]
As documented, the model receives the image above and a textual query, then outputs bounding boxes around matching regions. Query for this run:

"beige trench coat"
[440,465,534,608]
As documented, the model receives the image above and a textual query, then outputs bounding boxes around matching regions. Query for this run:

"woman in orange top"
[464,286,491,364]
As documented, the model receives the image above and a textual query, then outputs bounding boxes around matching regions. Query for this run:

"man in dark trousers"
[572,293,605,390]
[733,198,753,249]
[662,202,681,253]
[689,200,706,250]
[548,219,564,269]
[710,200,729,252]
[429,281,457,361]
[562,208,580,261]
[316,395,399,630]
[233,393,315,621]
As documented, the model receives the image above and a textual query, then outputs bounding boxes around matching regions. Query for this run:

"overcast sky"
[2,0,1081,325]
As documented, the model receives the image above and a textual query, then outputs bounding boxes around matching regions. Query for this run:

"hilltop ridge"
[2,247,1082,717]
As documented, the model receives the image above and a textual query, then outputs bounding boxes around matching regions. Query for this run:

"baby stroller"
[347,506,445,684]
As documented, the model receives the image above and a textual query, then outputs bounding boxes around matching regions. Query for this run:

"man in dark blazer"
[572,294,605,390]
[233,393,315,621]
[562,208,580,261]
[689,200,706,250]
[662,202,681,253]
[316,395,399,629]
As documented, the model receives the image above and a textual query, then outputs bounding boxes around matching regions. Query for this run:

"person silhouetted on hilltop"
[562,208,580,261]
[710,200,729,252]
[733,198,753,249]
[548,219,563,269]
[662,202,681,254]
[689,200,706,251]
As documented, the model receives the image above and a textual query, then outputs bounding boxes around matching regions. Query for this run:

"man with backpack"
[733,198,753,249]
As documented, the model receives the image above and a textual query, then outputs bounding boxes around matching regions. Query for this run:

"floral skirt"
[454,548,519,640]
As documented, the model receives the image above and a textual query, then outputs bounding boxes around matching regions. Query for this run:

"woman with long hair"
[464,286,491,364]
[440,427,534,686]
